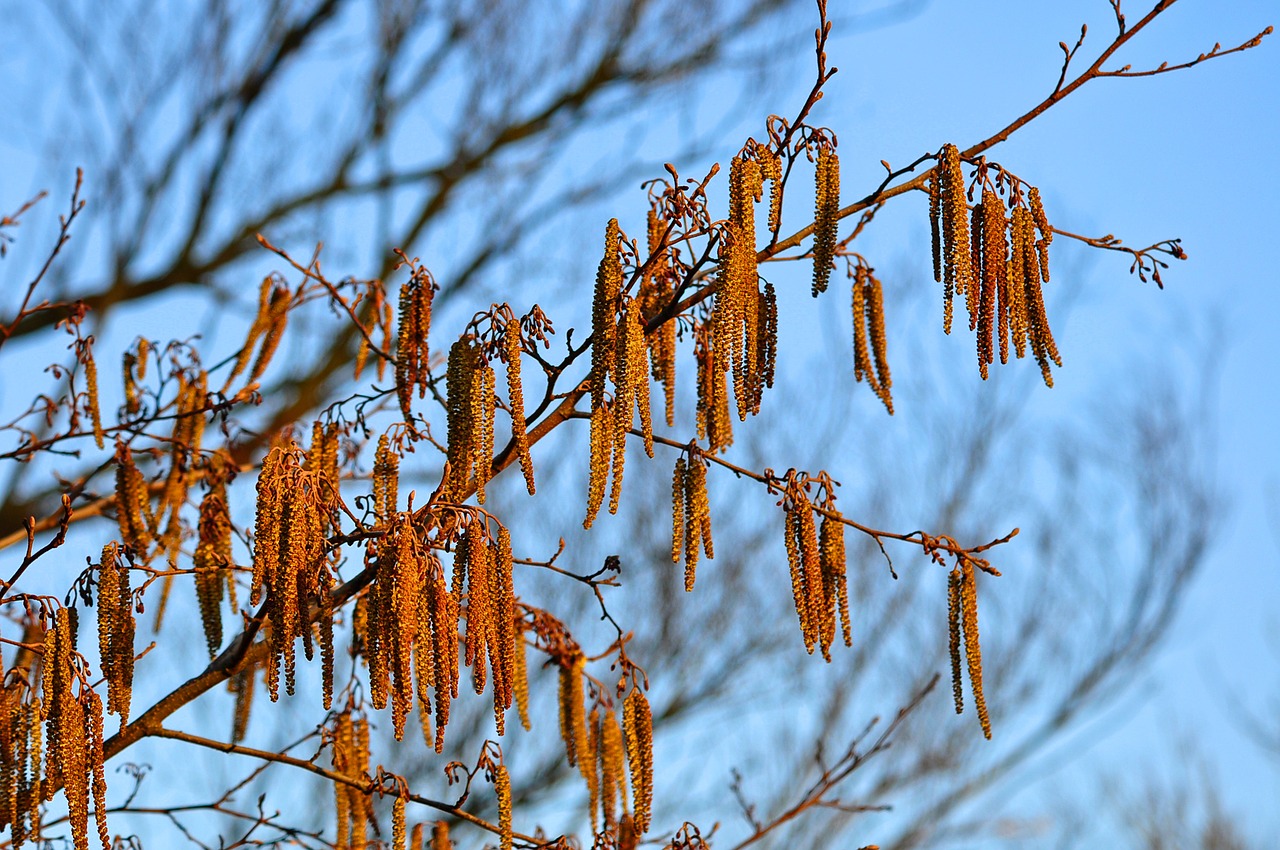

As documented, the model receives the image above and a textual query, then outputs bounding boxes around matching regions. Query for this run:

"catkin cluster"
[812,147,841,296]
[670,455,714,591]
[42,608,110,850]
[227,276,290,390]
[0,689,43,848]
[445,336,496,504]
[947,562,991,739]
[251,441,337,701]
[331,710,374,850]
[395,270,436,421]
[585,220,655,527]
[782,480,853,660]
[96,542,135,727]
[929,144,1060,385]
[850,262,893,413]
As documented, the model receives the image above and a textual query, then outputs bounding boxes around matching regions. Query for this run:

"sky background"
[2,0,1278,846]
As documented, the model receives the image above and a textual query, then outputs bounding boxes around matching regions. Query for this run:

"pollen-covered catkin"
[1028,186,1053,282]
[558,653,588,768]
[373,434,399,519]
[472,361,497,505]
[819,511,852,650]
[960,562,992,739]
[84,349,104,449]
[504,316,536,495]
[194,482,231,660]
[948,567,964,714]
[445,337,478,502]
[97,543,135,726]
[601,708,627,831]
[978,189,1006,378]
[114,442,151,556]
[512,620,531,732]
[396,270,436,421]
[431,821,453,850]
[671,456,686,565]
[393,794,407,850]
[865,271,893,413]
[623,688,654,835]
[496,763,513,850]
[812,148,840,296]
[936,143,973,334]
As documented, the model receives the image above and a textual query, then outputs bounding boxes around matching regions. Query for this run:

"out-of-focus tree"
[0,2,1271,849]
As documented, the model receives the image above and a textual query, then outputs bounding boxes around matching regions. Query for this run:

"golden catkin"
[796,500,824,656]
[431,821,453,850]
[585,709,601,834]
[445,337,479,503]
[396,270,436,421]
[947,568,963,715]
[373,434,400,519]
[411,822,425,850]
[512,621,531,732]
[504,316,536,495]
[248,283,290,386]
[461,522,491,696]
[682,457,715,592]
[929,172,943,284]
[84,350,104,449]
[642,208,678,428]
[937,143,973,334]
[819,511,852,650]
[1007,205,1032,361]
[473,361,496,505]
[978,190,1007,378]
[490,526,516,734]
[967,200,984,332]
[812,148,840,297]
[693,325,733,454]
[87,688,109,850]
[231,668,253,743]
[495,764,513,850]
[719,155,761,422]
[1028,186,1053,282]
[97,543,135,726]
[600,708,627,831]
[865,271,894,413]
[114,442,151,556]
[194,483,232,659]
[584,399,613,530]
[591,219,623,410]
[622,688,653,835]
[227,277,274,387]
[851,266,872,386]
[760,146,784,235]
[558,653,587,768]
[670,456,686,566]
[960,562,992,739]
[393,794,407,850]
[430,564,460,753]
[784,505,809,649]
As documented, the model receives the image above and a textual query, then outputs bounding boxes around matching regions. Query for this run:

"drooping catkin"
[865,270,893,413]
[490,526,516,734]
[97,543,135,726]
[642,208,678,428]
[608,299,654,516]
[812,148,840,297]
[504,316,536,495]
[960,562,992,739]
[248,282,290,386]
[585,709,601,833]
[114,441,151,556]
[445,337,479,503]
[431,821,453,850]
[512,620,531,732]
[693,325,733,454]
[978,190,1006,378]
[393,794,407,850]
[373,434,400,520]
[87,687,109,850]
[231,668,253,743]
[84,349,104,449]
[818,511,852,651]
[1028,186,1052,282]
[227,277,274,388]
[584,399,613,530]
[472,360,496,505]
[396,270,436,421]
[600,708,627,831]
[947,568,963,715]
[760,145,783,235]
[719,155,761,422]
[622,688,653,836]
[592,219,623,409]
[558,653,587,768]
[495,763,513,850]
[431,563,460,753]
[670,456,686,566]
[194,481,232,660]
[936,143,973,334]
